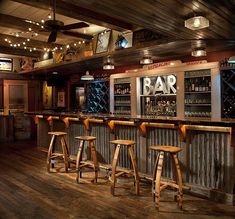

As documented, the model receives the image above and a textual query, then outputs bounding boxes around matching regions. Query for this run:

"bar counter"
[26,111,235,205]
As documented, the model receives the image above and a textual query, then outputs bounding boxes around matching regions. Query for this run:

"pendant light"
[103,56,115,70]
[81,71,94,81]
[140,56,153,65]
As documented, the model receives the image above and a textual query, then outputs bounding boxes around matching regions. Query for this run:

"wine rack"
[114,78,131,114]
[221,68,235,118]
[184,69,211,118]
[87,80,109,113]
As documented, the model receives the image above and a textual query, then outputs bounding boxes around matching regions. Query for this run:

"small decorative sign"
[143,74,177,95]
[143,60,182,70]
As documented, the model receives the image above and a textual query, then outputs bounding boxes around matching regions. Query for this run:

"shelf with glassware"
[140,74,177,116]
[113,78,131,114]
[220,68,235,118]
[184,69,211,118]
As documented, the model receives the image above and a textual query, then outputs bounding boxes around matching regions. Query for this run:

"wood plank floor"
[0,141,234,219]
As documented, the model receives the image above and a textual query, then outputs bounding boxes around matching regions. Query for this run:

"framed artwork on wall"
[0,58,12,71]
[95,30,111,54]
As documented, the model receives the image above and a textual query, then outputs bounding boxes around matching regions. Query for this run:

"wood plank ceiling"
[1,0,235,75]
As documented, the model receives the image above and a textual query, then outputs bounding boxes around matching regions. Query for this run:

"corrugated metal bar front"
[188,130,232,192]
[115,124,141,169]
[147,127,182,178]
[68,121,85,156]
[37,118,51,150]
[90,123,111,164]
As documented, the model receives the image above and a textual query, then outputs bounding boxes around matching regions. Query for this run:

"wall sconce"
[81,71,94,81]
[103,56,115,70]
[140,57,153,64]
[185,16,209,30]
[191,48,207,57]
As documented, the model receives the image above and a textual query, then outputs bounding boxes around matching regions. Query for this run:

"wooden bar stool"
[149,145,183,210]
[75,136,99,183]
[110,139,140,196]
[47,131,70,173]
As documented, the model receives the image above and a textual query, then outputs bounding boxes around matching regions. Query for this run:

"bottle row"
[185,111,211,118]
[143,99,176,117]
[185,97,211,104]
[114,84,131,95]
[114,106,131,114]
[185,77,211,92]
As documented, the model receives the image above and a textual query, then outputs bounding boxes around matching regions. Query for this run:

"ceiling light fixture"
[103,56,115,70]
[140,57,153,65]
[191,48,207,57]
[81,71,94,81]
[185,16,209,30]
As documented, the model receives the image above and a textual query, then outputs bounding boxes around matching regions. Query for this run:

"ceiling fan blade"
[61,22,89,30]
[48,31,57,43]
[62,31,93,40]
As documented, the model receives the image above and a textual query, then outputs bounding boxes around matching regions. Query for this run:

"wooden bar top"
[25,111,235,127]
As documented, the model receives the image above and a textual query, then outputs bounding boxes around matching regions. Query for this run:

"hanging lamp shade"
[81,71,94,81]
[140,57,153,65]
[191,48,207,57]
[103,56,115,70]
[228,56,235,63]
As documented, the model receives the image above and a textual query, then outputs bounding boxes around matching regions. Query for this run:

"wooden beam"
[12,0,133,31]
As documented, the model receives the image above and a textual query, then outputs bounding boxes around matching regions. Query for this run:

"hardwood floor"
[0,141,234,219]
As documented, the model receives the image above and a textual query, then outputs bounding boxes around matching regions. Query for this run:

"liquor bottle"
[195,78,198,92]
[191,78,195,91]
[202,78,206,91]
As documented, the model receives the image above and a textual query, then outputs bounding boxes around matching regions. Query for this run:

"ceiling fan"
[44,0,92,43]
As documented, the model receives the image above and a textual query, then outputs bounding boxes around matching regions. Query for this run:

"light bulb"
[193,17,201,28]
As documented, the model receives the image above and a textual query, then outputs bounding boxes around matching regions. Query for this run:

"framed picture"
[95,30,111,54]
[57,91,65,107]
[0,58,13,71]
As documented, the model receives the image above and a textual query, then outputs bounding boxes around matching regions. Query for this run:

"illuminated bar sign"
[0,58,13,71]
[143,74,176,95]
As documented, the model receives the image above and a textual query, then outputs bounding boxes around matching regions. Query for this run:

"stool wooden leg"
[76,140,85,183]
[128,145,140,195]
[155,151,164,210]
[61,136,69,173]
[90,140,99,183]
[152,152,160,202]
[111,144,121,195]
[172,153,183,209]
[47,135,55,173]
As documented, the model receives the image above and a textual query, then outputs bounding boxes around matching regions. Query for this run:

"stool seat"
[149,145,182,153]
[110,139,140,195]
[48,131,67,136]
[75,136,96,141]
[75,135,99,183]
[111,139,135,146]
